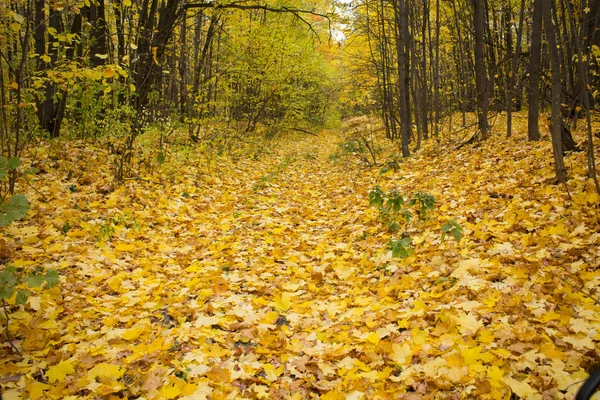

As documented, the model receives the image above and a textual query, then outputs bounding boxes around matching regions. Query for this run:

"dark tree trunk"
[507,0,525,137]
[420,0,429,141]
[90,0,109,67]
[180,13,189,117]
[395,0,410,157]
[544,0,567,182]
[434,0,440,137]
[528,0,543,141]
[473,0,488,137]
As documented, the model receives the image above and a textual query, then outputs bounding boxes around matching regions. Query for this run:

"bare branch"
[184,1,332,39]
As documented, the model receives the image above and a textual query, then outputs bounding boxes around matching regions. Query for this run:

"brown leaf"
[141,368,166,392]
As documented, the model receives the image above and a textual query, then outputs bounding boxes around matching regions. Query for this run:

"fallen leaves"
[0,117,599,398]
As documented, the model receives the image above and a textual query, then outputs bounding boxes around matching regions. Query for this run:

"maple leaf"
[161,384,181,399]
[46,359,75,383]
[141,368,166,392]
[87,363,124,381]
[504,376,543,399]
[122,325,146,341]
[272,292,293,312]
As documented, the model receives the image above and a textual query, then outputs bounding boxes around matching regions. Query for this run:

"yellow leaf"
[88,363,124,381]
[487,365,504,387]
[122,325,145,341]
[505,376,542,399]
[261,311,279,324]
[262,363,284,381]
[195,314,220,327]
[124,0,132,6]
[366,332,380,345]
[148,336,167,353]
[104,66,115,79]
[10,22,21,32]
[107,276,122,291]
[26,381,50,400]
[161,384,181,399]
[1,390,21,400]
[46,359,75,383]
[563,335,595,350]
[115,243,135,252]
[29,296,42,311]
[272,292,292,312]
[391,342,412,366]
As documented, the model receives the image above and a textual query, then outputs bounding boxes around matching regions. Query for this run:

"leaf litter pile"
[1,120,600,399]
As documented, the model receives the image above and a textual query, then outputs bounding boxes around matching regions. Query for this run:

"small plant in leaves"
[0,156,30,227]
[369,187,425,232]
[441,219,463,243]
[409,191,436,219]
[1,266,59,356]
[387,236,414,259]
[0,266,59,304]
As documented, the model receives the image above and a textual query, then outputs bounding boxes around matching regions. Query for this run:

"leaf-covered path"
[1,127,600,399]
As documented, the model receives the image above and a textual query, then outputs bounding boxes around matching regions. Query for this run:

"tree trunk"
[507,0,525,137]
[544,0,567,183]
[528,0,543,141]
[434,0,440,137]
[90,0,109,67]
[395,0,410,157]
[473,0,488,138]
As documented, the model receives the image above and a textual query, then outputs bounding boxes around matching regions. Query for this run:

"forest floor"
[1,114,600,399]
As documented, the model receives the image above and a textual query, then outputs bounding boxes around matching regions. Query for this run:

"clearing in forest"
[0,119,599,399]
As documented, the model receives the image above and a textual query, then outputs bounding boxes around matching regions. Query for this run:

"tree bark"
[544,0,567,183]
[473,0,488,138]
[507,0,525,137]
[528,0,543,141]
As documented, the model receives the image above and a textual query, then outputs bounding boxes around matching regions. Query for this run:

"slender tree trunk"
[420,0,429,141]
[180,13,189,117]
[90,0,109,67]
[528,0,543,141]
[544,0,567,183]
[507,0,525,137]
[395,0,410,156]
[473,0,488,138]
[451,0,467,126]
[434,0,440,137]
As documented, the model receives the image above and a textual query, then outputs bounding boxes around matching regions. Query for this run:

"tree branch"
[184,1,332,39]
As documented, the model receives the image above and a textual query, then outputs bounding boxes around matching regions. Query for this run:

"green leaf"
[0,269,17,286]
[0,286,14,300]
[45,270,59,288]
[15,289,30,305]
[0,193,30,227]
[7,157,20,170]
[388,236,413,259]
[24,274,45,288]
[451,229,463,243]
[386,190,405,213]
[400,209,412,224]
[441,220,463,243]
[369,186,385,208]
[0,156,7,169]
